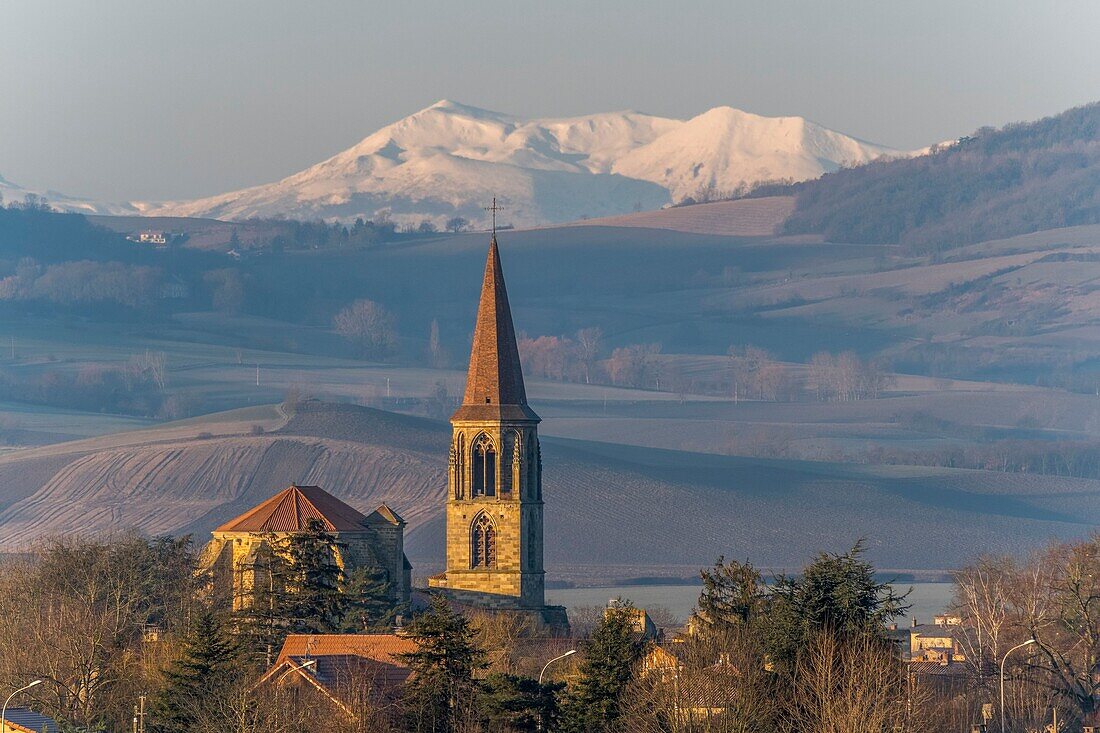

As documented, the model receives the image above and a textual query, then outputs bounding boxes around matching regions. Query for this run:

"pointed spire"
[453,235,539,422]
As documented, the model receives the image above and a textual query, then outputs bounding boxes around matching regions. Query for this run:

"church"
[197,229,565,628]
[428,232,568,629]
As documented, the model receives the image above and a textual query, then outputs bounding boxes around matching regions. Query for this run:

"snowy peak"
[132,101,920,227]
[0,173,136,216]
[613,106,898,201]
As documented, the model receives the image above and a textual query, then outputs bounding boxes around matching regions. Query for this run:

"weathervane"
[484,197,504,235]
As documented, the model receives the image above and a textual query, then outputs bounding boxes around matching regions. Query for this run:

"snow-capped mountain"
[143,100,912,227]
[612,106,899,200]
[6,101,915,228]
[0,173,137,216]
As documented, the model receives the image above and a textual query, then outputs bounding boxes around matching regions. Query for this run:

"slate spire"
[453,235,539,422]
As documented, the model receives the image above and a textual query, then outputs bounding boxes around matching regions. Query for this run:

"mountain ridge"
[141,100,908,227]
[4,101,912,227]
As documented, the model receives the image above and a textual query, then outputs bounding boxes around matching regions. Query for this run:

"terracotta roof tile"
[453,236,539,422]
[277,633,418,667]
[215,485,372,533]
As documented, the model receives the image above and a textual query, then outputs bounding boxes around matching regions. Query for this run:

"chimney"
[890,623,898,631]
[912,617,918,628]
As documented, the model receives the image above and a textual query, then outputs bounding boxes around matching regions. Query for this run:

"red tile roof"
[273,634,419,692]
[453,236,539,422]
[277,633,418,665]
[215,485,373,532]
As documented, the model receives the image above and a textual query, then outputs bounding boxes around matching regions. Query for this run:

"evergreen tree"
[696,555,766,631]
[233,521,349,664]
[563,600,646,732]
[477,673,563,732]
[282,518,348,633]
[150,610,238,733]
[341,565,401,631]
[763,540,908,674]
[233,539,294,666]
[399,594,487,733]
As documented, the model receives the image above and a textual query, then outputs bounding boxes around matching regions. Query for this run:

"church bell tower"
[428,233,545,609]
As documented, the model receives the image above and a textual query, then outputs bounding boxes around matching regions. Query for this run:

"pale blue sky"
[1,0,1098,201]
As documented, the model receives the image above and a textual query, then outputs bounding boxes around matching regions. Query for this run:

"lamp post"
[537,649,576,731]
[1000,639,1035,733]
[275,658,317,684]
[2,679,43,733]
[539,649,576,685]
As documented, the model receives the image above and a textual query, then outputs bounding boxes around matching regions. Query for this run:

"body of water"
[547,582,954,625]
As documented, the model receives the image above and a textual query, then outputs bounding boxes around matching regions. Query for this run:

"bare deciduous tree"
[575,327,603,384]
[334,299,399,359]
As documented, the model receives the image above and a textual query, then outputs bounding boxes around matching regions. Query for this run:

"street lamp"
[537,649,576,732]
[1000,639,1036,733]
[2,679,43,733]
[275,658,317,684]
[539,649,576,685]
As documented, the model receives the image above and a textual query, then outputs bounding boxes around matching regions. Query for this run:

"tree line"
[749,101,1100,251]
[13,525,1100,731]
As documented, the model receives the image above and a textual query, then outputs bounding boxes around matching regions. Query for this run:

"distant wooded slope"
[758,102,1100,249]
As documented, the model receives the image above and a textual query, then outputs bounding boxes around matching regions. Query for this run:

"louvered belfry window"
[472,434,496,497]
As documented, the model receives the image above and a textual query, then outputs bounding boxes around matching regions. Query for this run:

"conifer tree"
[696,555,766,631]
[477,673,563,731]
[563,600,646,732]
[341,565,401,631]
[763,540,908,674]
[399,594,487,733]
[233,539,293,666]
[282,518,348,633]
[150,609,238,733]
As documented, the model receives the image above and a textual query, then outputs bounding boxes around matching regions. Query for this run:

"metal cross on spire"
[484,197,504,236]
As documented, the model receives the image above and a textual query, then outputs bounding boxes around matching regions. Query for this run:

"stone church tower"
[428,235,549,611]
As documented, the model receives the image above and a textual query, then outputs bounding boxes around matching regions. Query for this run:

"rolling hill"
[761,101,1100,249]
[0,401,1097,581]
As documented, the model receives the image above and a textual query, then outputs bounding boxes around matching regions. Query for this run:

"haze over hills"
[0,173,137,216]
[0,401,1095,577]
[3,100,909,227]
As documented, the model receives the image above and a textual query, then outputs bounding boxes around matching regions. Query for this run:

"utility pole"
[386,377,391,398]
[255,363,260,387]
[133,694,145,733]
[9,336,13,360]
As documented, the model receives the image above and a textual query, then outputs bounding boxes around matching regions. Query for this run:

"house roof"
[453,236,539,422]
[215,484,373,533]
[264,634,419,700]
[911,624,958,636]
[907,660,974,677]
[2,708,59,733]
[276,633,418,667]
[677,666,742,709]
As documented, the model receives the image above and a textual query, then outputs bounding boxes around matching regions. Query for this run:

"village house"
[253,633,418,721]
[128,230,168,246]
[908,615,968,663]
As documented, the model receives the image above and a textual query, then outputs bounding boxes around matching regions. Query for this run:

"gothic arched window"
[471,513,496,569]
[472,434,496,498]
